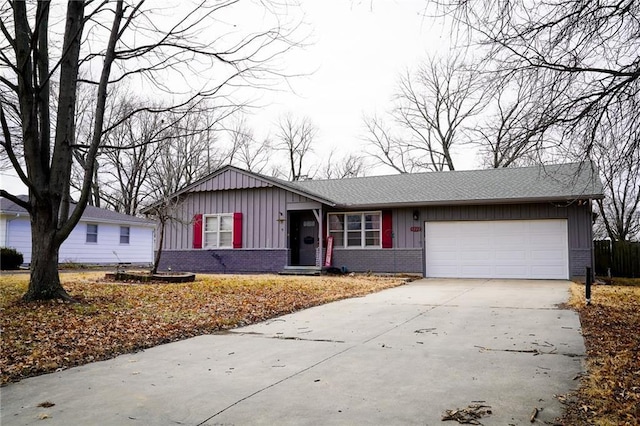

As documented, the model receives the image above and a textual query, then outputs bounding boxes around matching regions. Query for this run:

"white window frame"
[86,223,98,244]
[120,226,130,244]
[327,211,382,249]
[203,214,234,249]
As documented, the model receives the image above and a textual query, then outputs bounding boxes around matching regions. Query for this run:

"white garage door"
[425,219,569,279]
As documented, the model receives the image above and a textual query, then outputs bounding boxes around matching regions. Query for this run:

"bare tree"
[588,105,640,242]
[474,72,564,168]
[363,115,418,173]
[597,157,640,242]
[142,111,233,273]
[275,113,317,180]
[318,150,368,179]
[364,53,486,172]
[228,117,272,174]
[394,54,486,171]
[0,1,301,300]
[445,0,640,161]
[97,102,167,215]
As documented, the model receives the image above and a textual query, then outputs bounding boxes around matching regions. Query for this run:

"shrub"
[1,247,24,270]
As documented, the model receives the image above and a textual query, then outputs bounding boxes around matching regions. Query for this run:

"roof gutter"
[331,194,605,210]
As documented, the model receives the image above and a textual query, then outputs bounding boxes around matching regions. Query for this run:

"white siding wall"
[5,217,31,260]
[0,215,7,246]
[6,217,153,264]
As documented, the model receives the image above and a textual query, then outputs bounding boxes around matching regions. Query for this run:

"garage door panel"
[430,251,458,262]
[425,219,568,279]
[495,234,523,247]
[460,265,494,276]
[530,249,564,261]
[495,250,527,261]
[530,233,565,244]
[459,250,492,261]
[532,265,566,276]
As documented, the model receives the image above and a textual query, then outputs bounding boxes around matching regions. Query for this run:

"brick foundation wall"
[331,249,423,274]
[158,249,288,273]
[570,248,593,279]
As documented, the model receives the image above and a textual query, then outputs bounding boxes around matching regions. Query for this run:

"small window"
[204,214,233,248]
[120,226,130,244]
[86,224,98,243]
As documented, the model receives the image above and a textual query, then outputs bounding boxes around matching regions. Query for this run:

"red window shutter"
[382,210,393,248]
[193,214,203,249]
[233,212,243,248]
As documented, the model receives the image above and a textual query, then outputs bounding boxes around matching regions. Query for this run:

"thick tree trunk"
[23,209,71,301]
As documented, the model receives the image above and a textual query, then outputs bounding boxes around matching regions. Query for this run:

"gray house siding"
[154,166,596,278]
[158,168,320,271]
[162,187,307,250]
[330,202,593,278]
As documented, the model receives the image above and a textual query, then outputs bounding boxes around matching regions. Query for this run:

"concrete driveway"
[1,278,585,425]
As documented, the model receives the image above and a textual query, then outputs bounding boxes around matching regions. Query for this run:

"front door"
[290,211,318,266]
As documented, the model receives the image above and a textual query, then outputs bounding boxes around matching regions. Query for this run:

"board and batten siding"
[6,217,153,264]
[163,186,320,250]
[390,202,593,277]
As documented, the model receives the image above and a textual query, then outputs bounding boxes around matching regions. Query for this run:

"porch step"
[279,266,322,276]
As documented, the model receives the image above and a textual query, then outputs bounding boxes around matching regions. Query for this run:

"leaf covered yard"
[561,281,640,425]
[0,272,406,384]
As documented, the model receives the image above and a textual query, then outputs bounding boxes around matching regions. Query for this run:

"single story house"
[144,162,603,280]
[1,196,155,266]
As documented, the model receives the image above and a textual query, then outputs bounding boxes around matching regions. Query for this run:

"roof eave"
[81,218,156,227]
[333,194,604,210]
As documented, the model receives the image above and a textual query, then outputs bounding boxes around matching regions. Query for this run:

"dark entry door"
[290,211,318,266]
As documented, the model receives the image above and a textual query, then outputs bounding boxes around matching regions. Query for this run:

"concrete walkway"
[1,279,585,425]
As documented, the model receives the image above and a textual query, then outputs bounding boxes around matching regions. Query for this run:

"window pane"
[220,215,233,231]
[365,214,380,230]
[205,232,218,248]
[219,232,232,247]
[120,226,130,244]
[205,216,218,232]
[86,224,98,243]
[328,214,344,231]
[347,231,361,247]
[365,230,380,246]
[329,231,344,247]
[347,215,362,231]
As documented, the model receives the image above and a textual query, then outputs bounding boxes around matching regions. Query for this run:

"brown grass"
[0,272,406,385]
[561,282,640,425]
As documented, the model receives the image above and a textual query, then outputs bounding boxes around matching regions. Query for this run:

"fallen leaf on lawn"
[1,272,407,385]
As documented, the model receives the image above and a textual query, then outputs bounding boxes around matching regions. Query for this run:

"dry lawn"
[0,272,406,385]
[560,280,640,426]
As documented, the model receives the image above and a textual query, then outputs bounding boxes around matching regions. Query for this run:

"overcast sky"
[0,0,480,195]
[252,0,478,174]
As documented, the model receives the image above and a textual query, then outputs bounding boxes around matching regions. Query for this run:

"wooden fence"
[594,240,640,278]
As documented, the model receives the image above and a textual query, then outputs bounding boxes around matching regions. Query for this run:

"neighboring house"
[143,162,603,280]
[0,196,155,265]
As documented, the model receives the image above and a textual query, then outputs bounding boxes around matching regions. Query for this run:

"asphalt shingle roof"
[0,196,154,226]
[289,162,603,208]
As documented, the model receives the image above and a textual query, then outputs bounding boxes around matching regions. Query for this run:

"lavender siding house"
[1,196,155,266]
[145,162,603,280]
